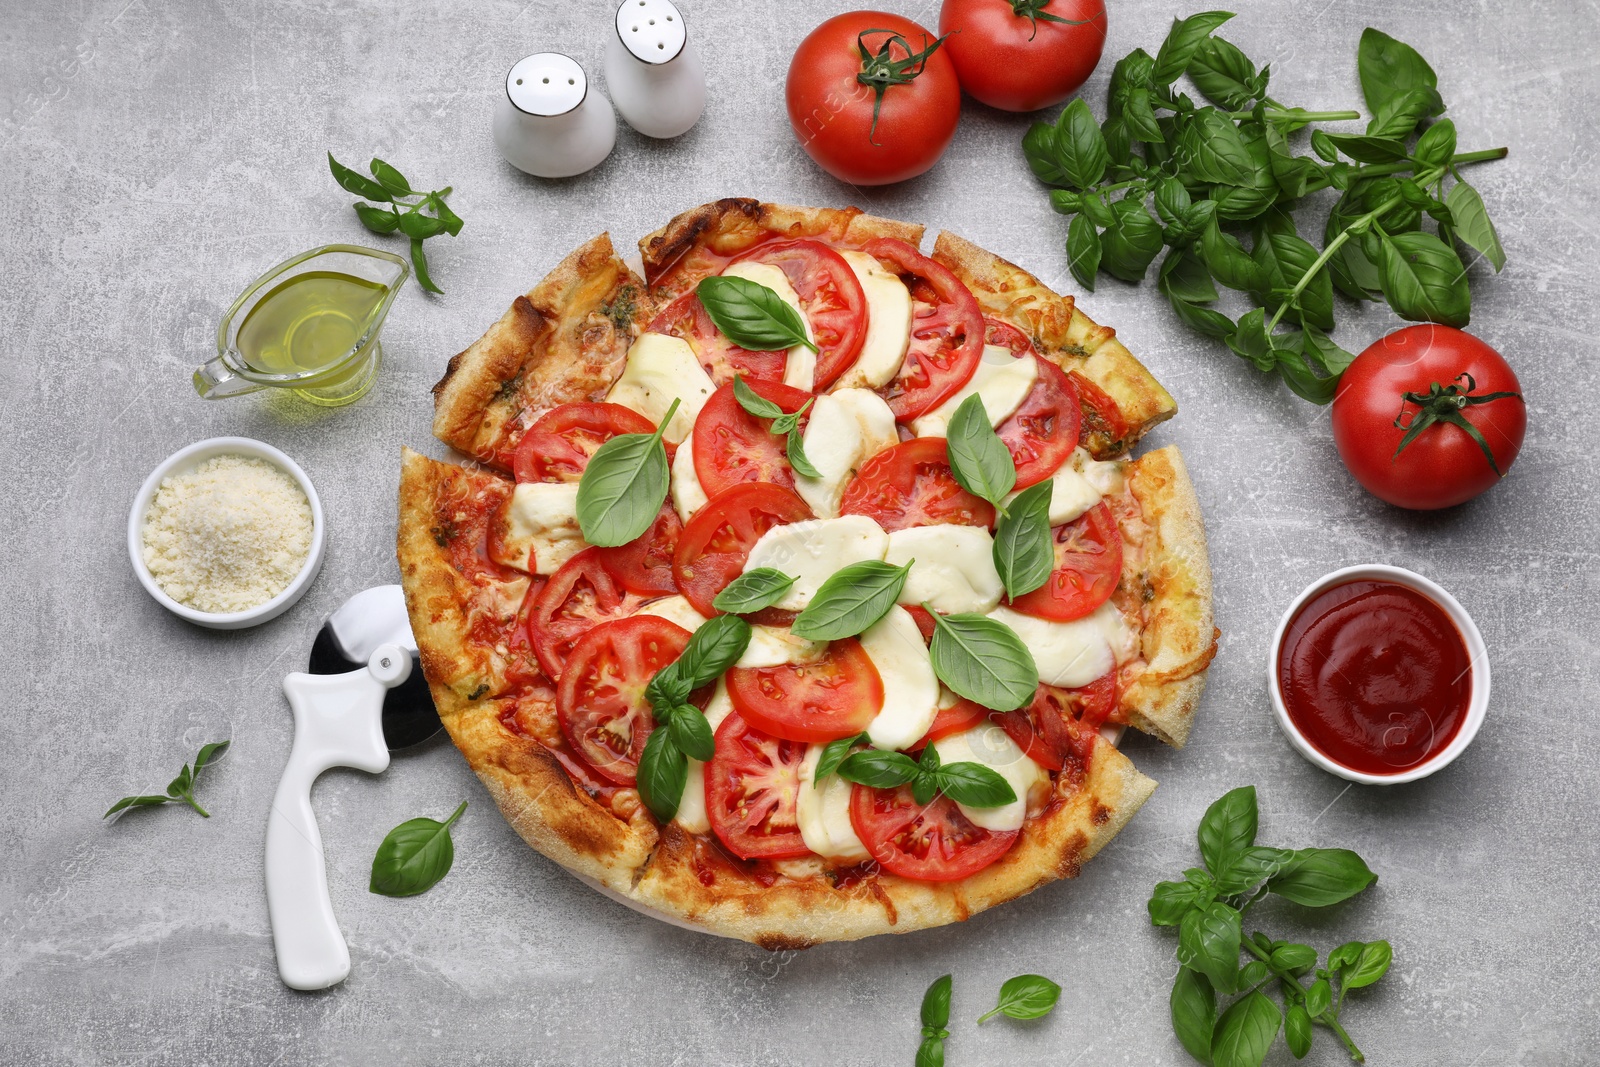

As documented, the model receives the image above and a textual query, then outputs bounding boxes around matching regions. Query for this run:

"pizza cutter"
[265,585,439,991]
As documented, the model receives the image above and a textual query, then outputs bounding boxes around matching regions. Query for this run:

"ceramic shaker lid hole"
[617,0,686,64]
[506,53,587,116]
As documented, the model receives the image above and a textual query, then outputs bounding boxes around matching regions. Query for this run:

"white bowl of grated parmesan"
[128,437,326,629]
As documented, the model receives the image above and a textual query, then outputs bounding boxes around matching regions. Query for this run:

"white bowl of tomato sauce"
[1267,564,1490,785]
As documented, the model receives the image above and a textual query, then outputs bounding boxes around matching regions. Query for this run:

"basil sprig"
[836,743,1016,809]
[328,153,462,294]
[637,614,752,822]
[576,397,679,547]
[1151,786,1387,1066]
[369,800,466,897]
[732,376,821,478]
[1025,16,1508,404]
[696,276,819,354]
[992,480,1054,598]
[712,567,797,615]
[814,731,869,781]
[916,974,953,1067]
[791,558,914,641]
[977,974,1062,1023]
[945,393,1016,512]
[924,606,1037,711]
[105,740,230,819]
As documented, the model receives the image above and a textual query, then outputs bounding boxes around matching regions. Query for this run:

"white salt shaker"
[604,0,707,139]
[493,53,618,178]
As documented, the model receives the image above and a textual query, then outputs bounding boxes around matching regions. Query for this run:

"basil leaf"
[696,275,817,354]
[1121,87,1164,144]
[1357,27,1438,119]
[1179,108,1254,186]
[1153,178,1193,229]
[712,568,796,614]
[1101,199,1164,282]
[1188,35,1257,109]
[1366,85,1444,139]
[1445,180,1505,272]
[667,705,715,763]
[1265,230,1334,330]
[946,393,1016,508]
[993,480,1053,599]
[1414,118,1457,169]
[1377,230,1471,327]
[1275,341,1340,405]
[921,973,953,1030]
[368,156,413,197]
[927,611,1037,712]
[1340,940,1393,990]
[836,749,920,789]
[398,210,448,240]
[1305,976,1333,1017]
[327,152,391,202]
[1211,990,1282,1067]
[193,739,230,778]
[1267,847,1377,906]
[354,203,403,234]
[1148,880,1203,927]
[1285,1003,1313,1058]
[1302,326,1356,376]
[977,974,1060,1023]
[1197,785,1258,874]
[733,375,786,419]
[1269,942,1319,975]
[645,663,692,712]
[1214,844,1294,894]
[369,800,467,897]
[1166,287,1237,340]
[1023,121,1074,188]
[1050,98,1110,191]
[104,794,173,819]
[1226,308,1277,373]
[1169,967,1217,1064]
[914,1036,944,1067]
[1159,246,1219,304]
[576,398,677,546]
[816,732,869,782]
[1321,132,1409,164]
[1177,901,1242,995]
[636,728,687,823]
[1202,218,1265,293]
[936,761,1017,808]
[1238,959,1270,989]
[674,612,752,687]
[1065,214,1102,292]
[410,237,442,295]
[430,192,465,236]
[1152,10,1234,85]
[791,559,913,641]
[786,426,822,479]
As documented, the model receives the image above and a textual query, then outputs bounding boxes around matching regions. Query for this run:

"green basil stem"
[1240,939,1365,1063]
[1219,108,1361,122]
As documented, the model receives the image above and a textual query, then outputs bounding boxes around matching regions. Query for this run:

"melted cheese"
[606,333,714,444]
[830,387,899,457]
[721,260,816,392]
[633,594,707,633]
[834,250,912,390]
[884,525,1004,615]
[672,682,734,834]
[742,515,889,611]
[860,605,939,751]
[793,392,865,520]
[736,625,828,669]
[671,430,709,522]
[796,744,870,861]
[910,345,1038,438]
[491,481,586,575]
[932,721,1049,832]
[987,602,1136,689]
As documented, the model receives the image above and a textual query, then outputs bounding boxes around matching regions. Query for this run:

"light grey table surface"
[3,0,1596,1064]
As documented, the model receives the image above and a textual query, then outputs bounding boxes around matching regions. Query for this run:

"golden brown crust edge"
[638,198,925,292]
[931,230,1178,457]
[431,233,645,466]
[1124,445,1217,748]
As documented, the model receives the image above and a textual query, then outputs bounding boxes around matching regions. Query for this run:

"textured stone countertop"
[2,0,1596,1063]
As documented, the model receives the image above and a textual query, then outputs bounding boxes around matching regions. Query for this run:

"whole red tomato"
[1331,325,1526,510]
[939,0,1107,112]
[786,12,961,185]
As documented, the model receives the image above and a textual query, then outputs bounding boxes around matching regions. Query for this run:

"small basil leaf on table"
[835,749,920,789]
[791,559,913,641]
[1211,989,1282,1067]
[1152,10,1235,84]
[576,397,679,546]
[1339,940,1393,990]
[921,972,953,1029]
[1169,966,1217,1063]
[1444,180,1505,271]
[1357,27,1438,118]
[945,393,1016,509]
[696,276,818,353]
[410,237,442,295]
[935,761,1017,808]
[104,794,173,818]
[1197,785,1258,874]
[1284,1002,1314,1058]
[1304,975,1333,1016]
[977,973,1062,1023]
[1267,847,1377,906]
[637,727,688,823]
[105,739,231,819]
[712,568,796,614]
[369,800,467,897]
[1147,879,1203,926]
[327,153,391,201]
[673,612,752,686]
[1177,901,1243,995]
[993,480,1053,598]
[925,609,1037,711]
[814,731,868,781]
[666,706,715,763]
[368,156,412,197]
[354,203,402,234]
[1065,213,1102,292]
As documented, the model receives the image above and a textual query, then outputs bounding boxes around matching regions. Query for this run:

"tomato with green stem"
[939,0,1107,113]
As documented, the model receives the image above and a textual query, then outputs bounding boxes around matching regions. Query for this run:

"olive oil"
[236,271,389,377]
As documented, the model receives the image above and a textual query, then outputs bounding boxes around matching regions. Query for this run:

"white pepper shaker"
[492,53,618,178]
[604,0,707,139]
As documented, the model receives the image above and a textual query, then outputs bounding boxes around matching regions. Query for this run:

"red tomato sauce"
[1277,580,1472,774]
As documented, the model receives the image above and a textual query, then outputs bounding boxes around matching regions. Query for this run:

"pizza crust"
[931,230,1177,458]
[1121,446,1217,748]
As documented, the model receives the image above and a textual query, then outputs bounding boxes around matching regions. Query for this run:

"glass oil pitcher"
[195,244,409,407]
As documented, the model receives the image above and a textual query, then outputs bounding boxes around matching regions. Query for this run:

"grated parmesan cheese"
[141,454,314,614]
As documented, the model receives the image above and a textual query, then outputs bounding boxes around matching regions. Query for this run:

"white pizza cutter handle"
[266,643,410,991]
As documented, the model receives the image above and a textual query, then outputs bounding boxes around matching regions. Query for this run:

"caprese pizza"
[399,199,1216,947]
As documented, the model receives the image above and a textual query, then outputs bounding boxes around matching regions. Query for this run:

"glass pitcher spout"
[193,350,267,399]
